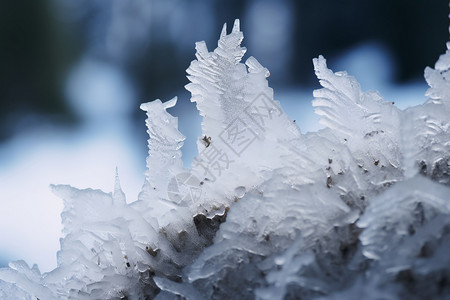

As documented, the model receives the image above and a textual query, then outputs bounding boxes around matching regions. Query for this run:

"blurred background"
[0,0,448,272]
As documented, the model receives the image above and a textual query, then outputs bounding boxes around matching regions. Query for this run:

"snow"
[1,17,450,299]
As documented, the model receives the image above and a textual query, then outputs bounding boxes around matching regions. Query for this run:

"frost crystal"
[402,42,450,184]
[313,55,402,178]
[1,18,450,300]
[140,97,185,198]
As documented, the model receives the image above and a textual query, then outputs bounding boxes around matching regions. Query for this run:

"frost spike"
[232,19,240,33]
[113,167,126,204]
[163,96,177,109]
[246,56,270,77]
[140,98,185,198]
[195,41,209,57]
[220,23,227,38]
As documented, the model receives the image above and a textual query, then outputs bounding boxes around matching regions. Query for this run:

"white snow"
[1,18,449,300]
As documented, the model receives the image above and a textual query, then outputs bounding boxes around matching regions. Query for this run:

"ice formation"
[1,19,450,299]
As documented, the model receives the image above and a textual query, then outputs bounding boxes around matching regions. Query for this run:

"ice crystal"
[1,18,450,300]
[402,42,450,184]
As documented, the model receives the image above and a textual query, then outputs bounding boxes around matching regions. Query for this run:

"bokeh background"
[0,0,448,272]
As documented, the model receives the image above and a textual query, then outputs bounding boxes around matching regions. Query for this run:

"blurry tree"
[0,0,448,141]
[291,0,449,85]
[0,0,79,141]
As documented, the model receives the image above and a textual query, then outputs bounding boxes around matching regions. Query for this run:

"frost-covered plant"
[1,19,450,300]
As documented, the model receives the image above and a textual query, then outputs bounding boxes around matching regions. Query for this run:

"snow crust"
[1,19,450,299]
